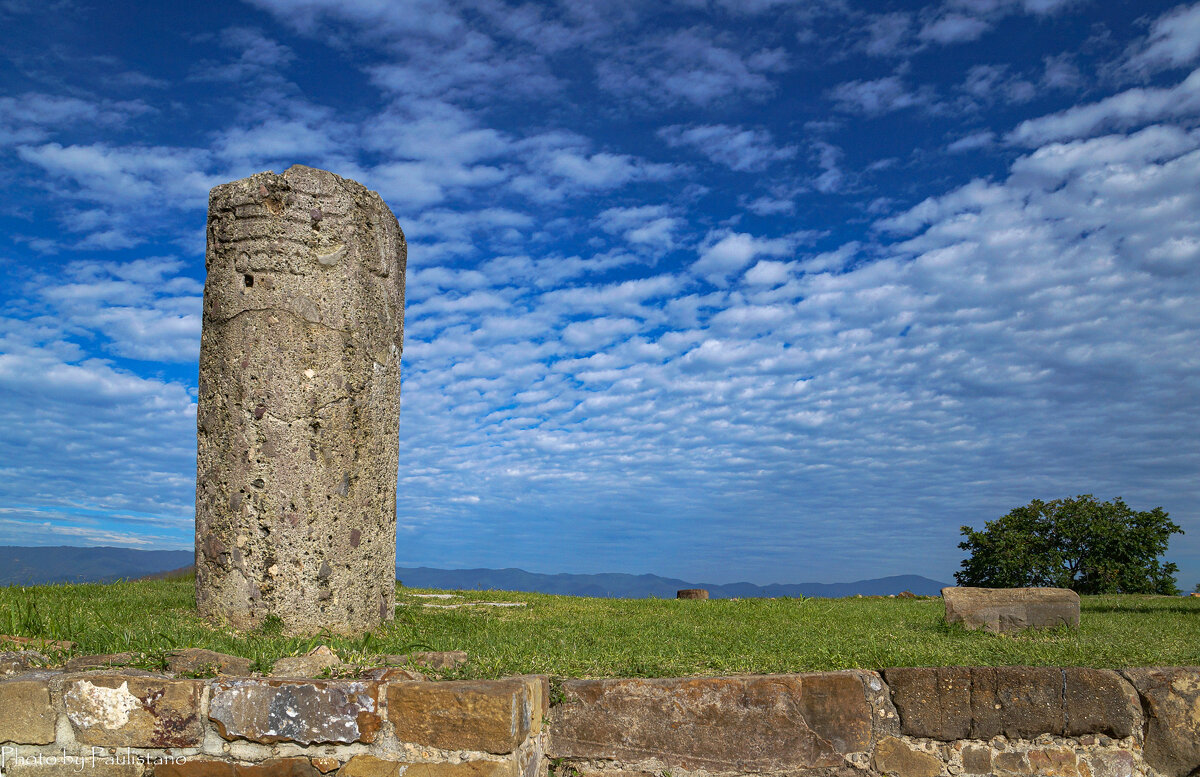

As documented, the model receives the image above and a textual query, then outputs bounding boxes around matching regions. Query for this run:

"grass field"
[2,578,1198,677]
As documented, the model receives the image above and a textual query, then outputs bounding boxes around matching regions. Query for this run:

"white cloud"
[1007,69,1200,145]
[828,76,939,115]
[1124,2,1200,75]
[693,231,794,285]
[658,124,798,172]
[919,14,991,44]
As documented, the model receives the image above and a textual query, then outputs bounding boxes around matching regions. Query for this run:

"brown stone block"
[63,675,204,747]
[209,678,381,744]
[65,652,137,671]
[381,650,468,669]
[0,678,56,744]
[1062,668,1139,738]
[1121,667,1200,777]
[154,758,319,776]
[338,756,403,777]
[884,667,972,740]
[167,648,253,676]
[1079,751,1134,777]
[961,745,992,774]
[872,736,943,777]
[388,677,538,754]
[942,587,1079,634]
[995,751,1032,775]
[404,763,518,777]
[1028,747,1078,776]
[969,666,1063,739]
[548,672,874,771]
[7,760,142,777]
[1,650,49,677]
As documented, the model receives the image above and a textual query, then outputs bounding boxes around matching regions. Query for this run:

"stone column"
[195,165,406,634]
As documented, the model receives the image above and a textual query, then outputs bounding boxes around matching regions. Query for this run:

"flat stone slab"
[209,678,381,744]
[388,676,546,754]
[883,666,1139,740]
[548,672,879,771]
[62,674,204,747]
[942,586,1079,633]
[167,648,253,676]
[0,677,56,744]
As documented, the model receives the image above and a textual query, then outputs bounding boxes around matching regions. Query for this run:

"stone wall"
[2,667,1198,777]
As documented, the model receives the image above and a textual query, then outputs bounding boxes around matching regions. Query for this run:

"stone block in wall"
[942,587,1079,634]
[209,678,381,744]
[884,666,973,740]
[1121,667,1200,777]
[387,676,546,754]
[338,758,518,777]
[62,674,204,747]
[0,677,56,744]
[154,758,320,776]
[970,666,1064,738]
[1062,668,1139,738]
[1078,751,1135,777]
[885,667,1139,740]
[166,648,253,676]
[872,736,943,777]
[6,761,143,777]
[547,672,877,771]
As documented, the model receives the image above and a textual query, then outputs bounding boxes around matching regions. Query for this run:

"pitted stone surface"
[0,677,56,744]
[1122,667,1200,777]
[884,667,1139,741]
[942,587,1080,634]
[62,674,204,747]
[195,164,406,635]
[547,672,875,771]
[387,677,545,754]
[208,678,381,744]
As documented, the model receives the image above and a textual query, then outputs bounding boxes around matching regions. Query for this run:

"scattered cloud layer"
[1,0,1198,586]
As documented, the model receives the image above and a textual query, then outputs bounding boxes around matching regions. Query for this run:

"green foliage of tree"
[956,495,1183,595]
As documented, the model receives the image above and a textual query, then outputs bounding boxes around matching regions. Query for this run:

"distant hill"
[0,546,947,596]
[0,546,193,585]
[396,566,948,598]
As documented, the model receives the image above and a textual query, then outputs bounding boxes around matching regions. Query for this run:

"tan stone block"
[403,763,518,777]
[209,679,381,744]
[0,678,56,744]
[1121,667,1200,777]
[154,757,319,776]
[1028,748,1078,776]
[942,587,1079,634]
[338,756,403,777]
[63,675,204,747]
[548,672,874,771]
[388,678,536,754]
[873,737,944,777]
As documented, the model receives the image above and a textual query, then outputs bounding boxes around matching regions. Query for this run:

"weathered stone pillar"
[195,165,405,634]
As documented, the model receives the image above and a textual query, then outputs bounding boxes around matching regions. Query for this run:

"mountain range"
[0,546,947,596]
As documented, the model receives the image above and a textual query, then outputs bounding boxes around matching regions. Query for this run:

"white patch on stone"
[65,680,140,729]
[317,245,346,266]
[304,369,315,379]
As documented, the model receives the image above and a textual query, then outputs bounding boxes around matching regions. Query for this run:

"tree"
[956,495,1183,595]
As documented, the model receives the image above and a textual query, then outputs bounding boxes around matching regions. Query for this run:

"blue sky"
[1,0,1199,587]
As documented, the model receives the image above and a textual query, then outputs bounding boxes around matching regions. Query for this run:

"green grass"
[2,578,1197,678]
